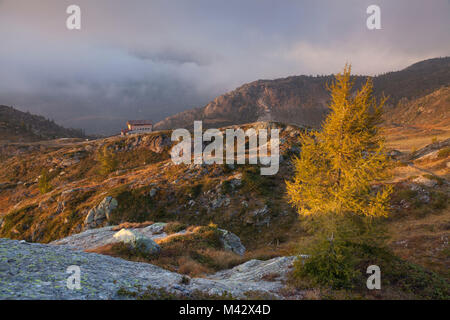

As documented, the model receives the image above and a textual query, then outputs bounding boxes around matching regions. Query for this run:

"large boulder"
[113,229,160,256]
[218,229,246,256]
[84,196,118,229]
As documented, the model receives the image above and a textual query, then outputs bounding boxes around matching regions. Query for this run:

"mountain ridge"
[154,57,450,130]
[0,105,86,143]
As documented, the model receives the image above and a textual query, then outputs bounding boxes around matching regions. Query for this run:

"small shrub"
[241,166,275,196]
[293,238,360,289]
[437,147,450,159]
[187,184,203,198]
[221,180,233,194]
[431,191,448,210]
[394,188,418,202]
[222,164,234,174]
[38,169,52,194]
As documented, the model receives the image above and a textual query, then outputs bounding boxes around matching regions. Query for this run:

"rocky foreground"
[0,238,296,299]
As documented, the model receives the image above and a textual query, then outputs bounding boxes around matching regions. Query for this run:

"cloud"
[0,0,448,134]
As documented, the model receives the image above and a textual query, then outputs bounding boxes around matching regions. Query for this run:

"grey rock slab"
[0,239,295,300]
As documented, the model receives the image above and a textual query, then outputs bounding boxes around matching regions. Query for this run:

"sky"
[0,0,449,134]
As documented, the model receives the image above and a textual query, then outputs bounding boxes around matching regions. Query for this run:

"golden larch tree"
[286,65,392,220]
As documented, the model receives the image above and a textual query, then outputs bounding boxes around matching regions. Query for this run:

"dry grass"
[111,221,154,231]
[163,221,187,234]
[388,207,450,277]
[384,125,450,153]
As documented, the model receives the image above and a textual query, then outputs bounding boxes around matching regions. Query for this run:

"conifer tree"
[286,66,393,287]
[287,65,392,221]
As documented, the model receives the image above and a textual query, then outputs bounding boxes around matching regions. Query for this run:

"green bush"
[293,237,360,289]
[240,166,275,196]
[293,240,450,299]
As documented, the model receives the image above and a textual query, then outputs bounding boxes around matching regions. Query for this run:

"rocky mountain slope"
[154,57,450,130]
[384,86,450,128]
[0,105,86,143]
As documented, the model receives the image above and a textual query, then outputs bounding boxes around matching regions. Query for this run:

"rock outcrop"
[0,239,295,299]
[410,138,450,161]
[50,223,244,257]
[218,229,246,256]
[84,197,118,229]
[143,134,172,154]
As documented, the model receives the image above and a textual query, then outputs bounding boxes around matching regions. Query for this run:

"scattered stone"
[246,206,271,226]
[251,205,269,217]
[210,196,231,209]
[142,222,167,234]
[149,188,157,197]
[399,199,410,209]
